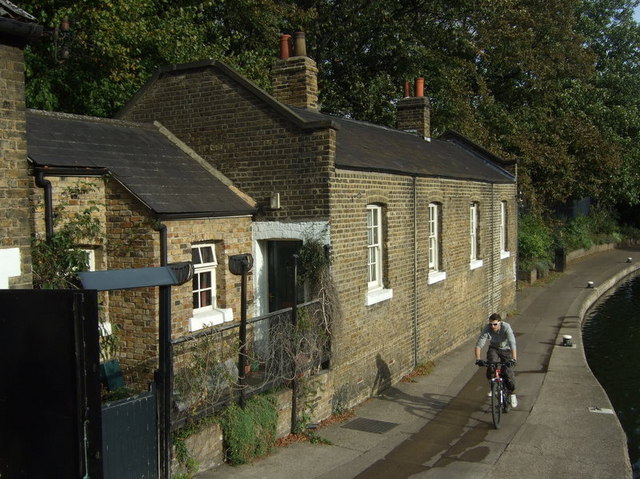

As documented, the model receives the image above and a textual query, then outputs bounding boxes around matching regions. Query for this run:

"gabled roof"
[117,60,340,132]
[26,110,256,219]
[119,59,514,184]
[291,107,515,184]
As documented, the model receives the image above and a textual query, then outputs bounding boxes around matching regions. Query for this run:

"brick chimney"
[271,31,319,109]
[0,5,42,288]
[396,78,431,139]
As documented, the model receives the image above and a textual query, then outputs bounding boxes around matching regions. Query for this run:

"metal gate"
[0,289,103,478]
[102,389,158,479]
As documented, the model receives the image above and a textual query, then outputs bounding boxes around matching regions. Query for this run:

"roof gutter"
[0,17,42,46]
[156,210,256,221]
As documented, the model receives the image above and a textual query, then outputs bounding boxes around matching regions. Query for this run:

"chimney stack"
[396,77,430,139]
[272,31,319,110]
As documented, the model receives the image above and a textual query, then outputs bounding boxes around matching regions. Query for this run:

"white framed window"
[366,204,393,305]
[500,201,510,259]
[428,203,440,270]
[428,203,446,284]
[367,205,382,290]
[191,243,233,330]
[193,244,217,310]
[470,203,483,270]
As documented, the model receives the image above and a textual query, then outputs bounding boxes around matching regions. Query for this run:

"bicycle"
[476,360,512,429]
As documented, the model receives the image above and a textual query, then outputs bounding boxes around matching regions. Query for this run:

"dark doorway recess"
[268,240,302,312]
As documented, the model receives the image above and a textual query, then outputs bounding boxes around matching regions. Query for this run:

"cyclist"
[474,313,518,408]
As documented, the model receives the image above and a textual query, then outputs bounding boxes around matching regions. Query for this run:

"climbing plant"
[31,181,102,289]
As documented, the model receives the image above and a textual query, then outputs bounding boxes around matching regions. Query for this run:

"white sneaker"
[510,394,518,408]
[488,389,492,397]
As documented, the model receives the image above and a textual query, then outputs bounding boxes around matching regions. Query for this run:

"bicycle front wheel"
[491,381,502,429]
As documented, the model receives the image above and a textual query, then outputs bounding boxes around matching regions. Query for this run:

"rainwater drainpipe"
[34,169,54,240]
[155,222,172,479]
[412,176,419,367]
[490,185,496,314]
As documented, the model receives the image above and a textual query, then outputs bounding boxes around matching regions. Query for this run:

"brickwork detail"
[328,171,517,407]
[271,56,319,109]
[396,96,431,138]
[0,43,33,288]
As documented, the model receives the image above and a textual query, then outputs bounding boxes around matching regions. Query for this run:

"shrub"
[561,215,593,250]
[220,394,278,465]
[518,213,553,269]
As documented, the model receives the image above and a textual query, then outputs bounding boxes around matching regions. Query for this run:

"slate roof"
[290,107,515,184]
[26,110,256,218]
[119,60,514,185]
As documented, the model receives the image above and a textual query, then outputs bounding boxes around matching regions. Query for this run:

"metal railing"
[170,299,331,429]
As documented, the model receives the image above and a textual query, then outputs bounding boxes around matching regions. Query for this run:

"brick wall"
[0,43,33,288]
[328,170,517,407]
[104,180,253,380]
[30,174,253,384]
[119,65,334,222]
[396,96,430,138]
[162,214,254,338]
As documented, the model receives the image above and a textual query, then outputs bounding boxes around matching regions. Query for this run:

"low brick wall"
[520,243,618,285]
[566,243,617,264]
[172,370,335,475]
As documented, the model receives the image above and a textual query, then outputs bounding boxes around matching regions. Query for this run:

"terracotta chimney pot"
[279,34,291,59]
[404,81,411,98]
[415,77,424,97]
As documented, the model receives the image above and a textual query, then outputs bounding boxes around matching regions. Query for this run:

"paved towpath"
[197,247,637,478]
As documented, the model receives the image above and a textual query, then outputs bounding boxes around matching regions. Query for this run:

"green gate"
[102,389,158,478]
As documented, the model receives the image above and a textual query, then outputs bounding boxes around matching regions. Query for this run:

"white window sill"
[501,251,511,260]
[428,270,447,285]
[366,287,393,306]
[190,307,234,332]
[470,259,483,270]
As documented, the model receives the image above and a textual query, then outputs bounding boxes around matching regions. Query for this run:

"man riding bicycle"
[474,313,518,408]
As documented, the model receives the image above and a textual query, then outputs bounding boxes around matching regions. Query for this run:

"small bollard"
[561,335,573,347]
[587,281,594,288]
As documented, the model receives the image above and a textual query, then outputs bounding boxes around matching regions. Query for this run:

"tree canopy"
[19,0,640,216]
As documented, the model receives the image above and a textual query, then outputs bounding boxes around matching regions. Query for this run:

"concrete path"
[197,247,637,479]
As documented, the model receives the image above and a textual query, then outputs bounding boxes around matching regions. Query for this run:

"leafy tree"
[576,0,640,207]
[21,0,314,116]
[20,0,640,216]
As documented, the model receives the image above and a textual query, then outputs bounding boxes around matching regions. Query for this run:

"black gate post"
[229,254,254,409]
[290,254,299,434]
[238,264,248,409]
[157,223,172,479]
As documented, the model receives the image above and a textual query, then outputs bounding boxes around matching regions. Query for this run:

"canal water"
[583,273,640,478]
